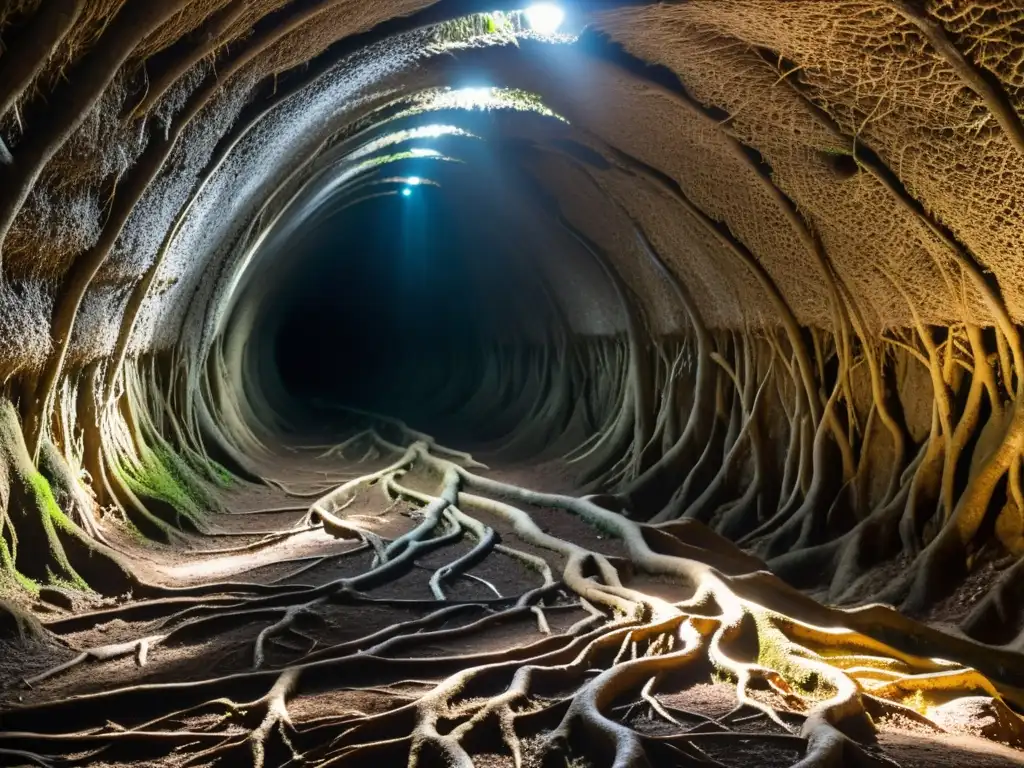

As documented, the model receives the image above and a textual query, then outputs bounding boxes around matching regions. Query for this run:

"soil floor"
[1,441,1022,767]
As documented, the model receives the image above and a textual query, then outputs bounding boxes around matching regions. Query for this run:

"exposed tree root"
[3,431,1023,768]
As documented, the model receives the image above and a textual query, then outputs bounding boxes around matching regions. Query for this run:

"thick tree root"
[2,431,1022,768]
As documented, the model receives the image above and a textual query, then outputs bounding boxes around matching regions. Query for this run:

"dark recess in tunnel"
[264,158,560,444]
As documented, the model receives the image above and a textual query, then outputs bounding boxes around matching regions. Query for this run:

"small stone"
[38,587,74,611]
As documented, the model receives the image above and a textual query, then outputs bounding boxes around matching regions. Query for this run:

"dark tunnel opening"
[240,122,623,451]
[269,187,509,436]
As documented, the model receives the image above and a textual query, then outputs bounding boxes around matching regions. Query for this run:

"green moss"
[25,472,89,591]
[155,445,221,509]
[30,472,79,532]
[0,537,39,594]
[430,11,519,48]
[119,451,202,525]
[203,458,235,490]
[120,517,146,542]
[755,614,819,695]
[117,442,228,529]
[46,574,85,592]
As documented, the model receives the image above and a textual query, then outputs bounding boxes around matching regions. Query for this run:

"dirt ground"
[1,441,1022,767]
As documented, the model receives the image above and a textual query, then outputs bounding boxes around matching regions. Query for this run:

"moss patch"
[117,439,231,529]
[209,459,235,489]
[755,613,820,695]
[25,471,89,591]
[902,688,927,715]
[156,445,221,508]
[119,448,204,526]
[181,450,235,491]
[0,537,40,594]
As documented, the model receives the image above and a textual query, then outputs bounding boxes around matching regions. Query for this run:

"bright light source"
[407,176,422,186]
[402,188,412,197]
[461,87,494,103]
[525,3,564,34]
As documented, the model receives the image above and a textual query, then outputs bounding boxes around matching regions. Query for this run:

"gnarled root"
[4,432,1024,768]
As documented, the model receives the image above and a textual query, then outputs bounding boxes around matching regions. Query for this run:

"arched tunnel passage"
[265,192,557,441]
[4,3,1024,768]
[256,162,586,443]
[232,113,627,450]
[267,190,502,421]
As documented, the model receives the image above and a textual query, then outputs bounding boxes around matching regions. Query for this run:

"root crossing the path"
[2,426,1024,768]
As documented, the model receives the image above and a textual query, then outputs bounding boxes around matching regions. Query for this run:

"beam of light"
[216,149,450,328]
[381,176,443,187]
[524,3,565,34]
[402,188,413,197]
[458,87,495,105]
[426,7,577,54]
[397,86,568,122]
[347,124,474,163]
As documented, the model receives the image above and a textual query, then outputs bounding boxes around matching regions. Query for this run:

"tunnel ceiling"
[1,0,1023,384]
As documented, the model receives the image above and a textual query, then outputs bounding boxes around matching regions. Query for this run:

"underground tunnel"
[4,1,1024,766]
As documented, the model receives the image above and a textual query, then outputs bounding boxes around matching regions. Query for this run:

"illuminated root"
[22,635,166,688]
[5,432,1024,768]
